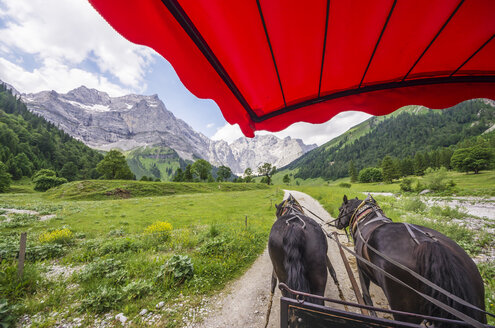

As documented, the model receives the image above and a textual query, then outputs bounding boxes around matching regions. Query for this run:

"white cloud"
[0,0,154,92]
[0,57,129,96]
[206,123,215,129]
[211,123,245,144]
[212,111,372,146]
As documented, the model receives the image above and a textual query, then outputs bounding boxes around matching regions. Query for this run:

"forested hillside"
[125,145,189,181]
[0,84,103,181]
[287,100,495,180]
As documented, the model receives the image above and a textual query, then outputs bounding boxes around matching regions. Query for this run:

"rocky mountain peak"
[19,84,315,175]
[66,86,110,105]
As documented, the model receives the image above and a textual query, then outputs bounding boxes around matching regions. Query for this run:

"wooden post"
[17,232,27,279]
[333,232,369,316]
[245,215,248,230]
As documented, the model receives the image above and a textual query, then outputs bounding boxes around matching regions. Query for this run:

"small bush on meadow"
[399,178,413,192]
[358,167,383,183]
[32,169,68,192]
[423,167,455,193]
[144,221,172,241]
[80,285,123,313]
[38,228,74,244]
[338,182,351,188]
[122,279,152,300]
[161,254,194,285]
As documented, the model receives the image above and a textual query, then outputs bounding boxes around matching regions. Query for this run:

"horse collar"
[350,202,380,234]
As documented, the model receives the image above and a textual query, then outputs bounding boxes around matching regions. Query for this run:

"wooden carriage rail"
[279,283,495,328]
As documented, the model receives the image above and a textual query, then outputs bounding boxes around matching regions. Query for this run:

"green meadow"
[1,173,494,326]
[0,181,282,327]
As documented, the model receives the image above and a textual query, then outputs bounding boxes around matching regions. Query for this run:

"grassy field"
[275,169,495,196]
[0,181,282,327]
[1,174,493,326]
[44,180,269,201]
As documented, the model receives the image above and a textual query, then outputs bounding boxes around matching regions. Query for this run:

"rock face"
[21,85,316,174]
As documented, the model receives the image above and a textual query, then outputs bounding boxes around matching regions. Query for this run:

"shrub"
[122,280,152,300]
[80,286,123,313]
[162,255,194,285]
[0,161,11,193]
[414,181,425,192]
[423,167,451,192]
[144,221,172,241]
[38,228,74,244]
[338,182,351,188]
[400,178,413,192]
[358,167,383,183]
[32,170,67,192]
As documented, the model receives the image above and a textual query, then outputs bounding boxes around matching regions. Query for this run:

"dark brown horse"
[336,195,486,327]
[267,194,338,306]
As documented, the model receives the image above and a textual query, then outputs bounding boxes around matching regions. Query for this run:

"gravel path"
[191,190,389,327]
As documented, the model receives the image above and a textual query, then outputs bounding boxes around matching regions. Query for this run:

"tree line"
[355,132,495,184]
[289,100,495,181]
[0,84,104,191]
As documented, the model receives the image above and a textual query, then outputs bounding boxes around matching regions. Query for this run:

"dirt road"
[191,190,389,328]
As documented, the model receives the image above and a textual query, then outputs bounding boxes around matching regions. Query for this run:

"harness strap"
[404,223,421,245]
[331,233,488,328]
[354,226,494,319]
[285,215,306,229]
[362,216,392,227]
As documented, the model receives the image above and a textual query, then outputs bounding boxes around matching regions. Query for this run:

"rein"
[328,233,491,328]
[336,198,495,325]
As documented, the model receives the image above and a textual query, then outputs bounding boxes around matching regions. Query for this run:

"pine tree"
[381,156,395,183]
[348,160,357,183]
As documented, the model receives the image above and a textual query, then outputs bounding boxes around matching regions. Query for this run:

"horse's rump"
[414,241,486,326]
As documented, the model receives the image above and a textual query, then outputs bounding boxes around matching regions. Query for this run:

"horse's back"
[368,222,485,325]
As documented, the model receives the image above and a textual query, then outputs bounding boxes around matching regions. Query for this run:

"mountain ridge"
[283,99,495,181]
[17,84,316,176]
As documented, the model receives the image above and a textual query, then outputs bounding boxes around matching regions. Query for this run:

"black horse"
[268,194,338,305]
[336,195,486,327]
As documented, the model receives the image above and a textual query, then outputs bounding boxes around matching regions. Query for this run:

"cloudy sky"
[0,0,370,146]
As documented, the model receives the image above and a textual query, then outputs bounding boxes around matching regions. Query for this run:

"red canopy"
[89,0,495,137]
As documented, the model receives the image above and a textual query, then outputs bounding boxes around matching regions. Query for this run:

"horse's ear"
[343,195,348,204]
[275,203,280,210]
